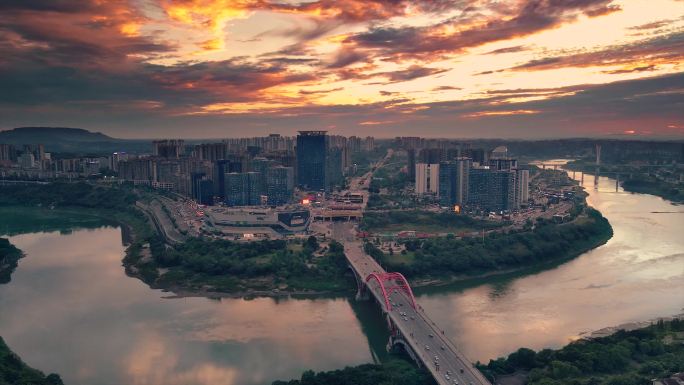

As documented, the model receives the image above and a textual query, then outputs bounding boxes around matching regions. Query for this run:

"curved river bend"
[1,170,682,385]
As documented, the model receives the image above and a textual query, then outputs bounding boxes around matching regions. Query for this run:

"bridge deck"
[343,240,491,385]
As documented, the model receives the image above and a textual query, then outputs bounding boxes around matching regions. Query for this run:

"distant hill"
[0,127,149,154]
[0,127,114,143]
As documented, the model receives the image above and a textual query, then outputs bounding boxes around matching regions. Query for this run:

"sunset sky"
[0,0,683,138]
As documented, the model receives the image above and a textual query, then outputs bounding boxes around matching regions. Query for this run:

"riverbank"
[0,237,22,284]
[271,356,435,385]
[370,207,613,287]
[1,236,65,384]
[0,337,64,385]
[478,318,684,385]
[124,235,357,297]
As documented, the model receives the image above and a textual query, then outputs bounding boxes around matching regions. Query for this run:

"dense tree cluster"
[621,179,682,203]
[271,358,435,385]
[478,319,684,385]
[0,337,64,385]
[362,211,502,233]
[143,237,352,292]
[0,238,22,284]
[369,209,612,279]
[0,182,137,210]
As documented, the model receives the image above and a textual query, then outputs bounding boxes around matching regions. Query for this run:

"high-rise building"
[191,172,213,205]
[516,169,530,207]
[419,148,444,164]
[266,166,294,206]
[110,152,129,172]
[362,136,375,152]
[0,144,16,163]
[153,140,185,158]
[489,158,518,171]
[193,142,228,162]
[296,131,327,191]
[224,172,263,206]
[225,172,249,206]
[407,148,416,182]
[348,136,362,153]
[155,160,180,184]
[439,158,471,207]
[215,159,243,199]
[468,168,516,212]
[415,163,439,194]
[119,158,156,183]
[23,144,45,162]
[18,152,35,169]
[490,145,508,159]
[467,148,488,165]
[326,147,344,190]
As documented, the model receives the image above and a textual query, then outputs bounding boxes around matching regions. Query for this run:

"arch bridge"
[345,241,492,385]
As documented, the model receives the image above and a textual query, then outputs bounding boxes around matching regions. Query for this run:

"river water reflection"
[1,167,682,384]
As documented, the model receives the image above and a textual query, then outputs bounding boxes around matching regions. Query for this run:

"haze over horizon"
[1,0,683,139]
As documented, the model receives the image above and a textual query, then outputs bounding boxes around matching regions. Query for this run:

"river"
[0,168,682,385]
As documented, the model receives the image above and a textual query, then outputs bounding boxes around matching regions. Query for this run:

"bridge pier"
[351,266,369,301]
[387,332,422,368]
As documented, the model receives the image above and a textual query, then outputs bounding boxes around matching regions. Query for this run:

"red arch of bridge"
[365,272,418,312]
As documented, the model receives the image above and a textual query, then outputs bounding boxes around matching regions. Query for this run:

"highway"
[329,150,491,385]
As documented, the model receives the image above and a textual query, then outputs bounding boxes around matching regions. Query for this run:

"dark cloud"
[327,47,367,68]
[584,4,622,17]
[432,86,462,91]
[299,87,344,95]
[0,0,681,139]
[510,32,684,71]
[371,65,448,83]
[628,19,676,30]
[264,0,460,22]
[344,0,620,60]
[483,45,529,55]
[5,67,681,140]
[0,0,95,12]
[603,64,658,74]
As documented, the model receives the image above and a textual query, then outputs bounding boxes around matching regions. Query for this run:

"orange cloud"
[359,120,395,125]
[462,110,541,118]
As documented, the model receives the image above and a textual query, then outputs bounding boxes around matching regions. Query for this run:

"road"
[329,149,491,385]
[333,221,490,385]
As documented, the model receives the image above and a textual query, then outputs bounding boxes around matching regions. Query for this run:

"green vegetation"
[0,182,136,209]
[130,236,354,293]
[361,210,503,234]
[272,357,435,385]
[621,179,683,203]
[369,208,612,280]
[0,238,22,284]
[0,337,64,385]
[274,319,684,385]
[0,206,110,236]
[478,318,684,385]
[0,182,152,239]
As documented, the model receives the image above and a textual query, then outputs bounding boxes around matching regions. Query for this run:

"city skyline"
[0,0,683,139]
